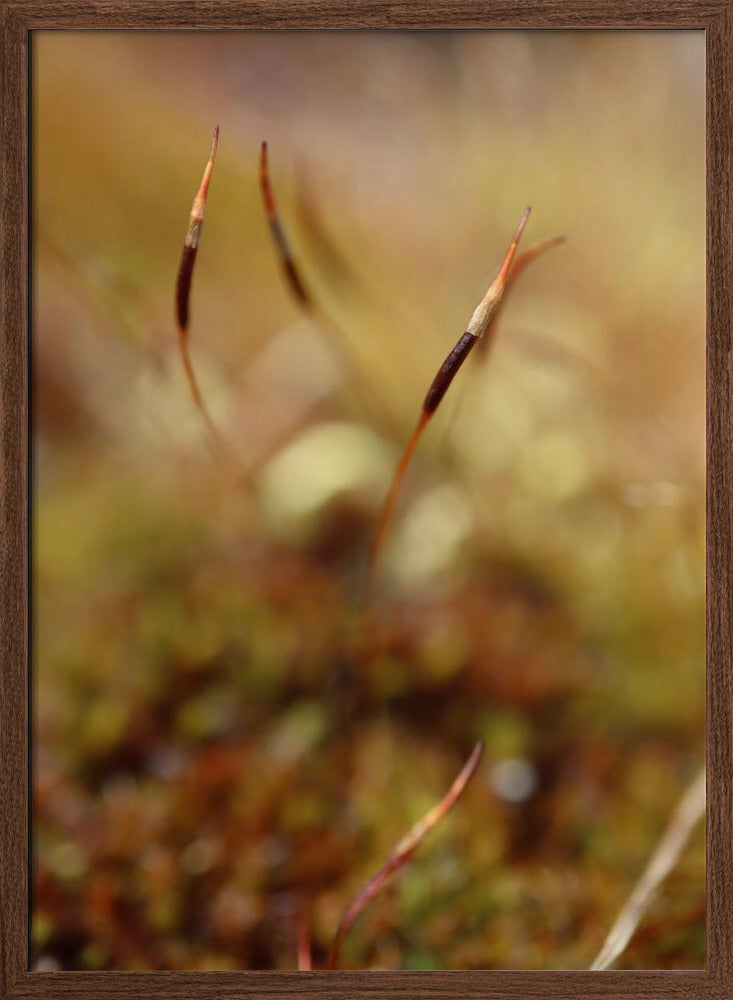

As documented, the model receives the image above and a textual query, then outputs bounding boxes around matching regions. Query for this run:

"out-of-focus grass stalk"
[258,142,401,438]
[326,740,484,969]
[259,141,312,307]
[590,766,706,970]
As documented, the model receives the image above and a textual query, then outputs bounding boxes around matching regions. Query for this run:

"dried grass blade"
[590,766,706,971]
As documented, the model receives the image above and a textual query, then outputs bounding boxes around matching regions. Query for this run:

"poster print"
[32,30,705,972]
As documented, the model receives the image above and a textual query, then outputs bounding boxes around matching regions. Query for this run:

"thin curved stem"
[326,740,484,970]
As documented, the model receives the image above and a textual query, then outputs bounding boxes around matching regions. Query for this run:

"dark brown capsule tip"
[423,331,478,415]
[176,244,198,332]
[284,256,310,306]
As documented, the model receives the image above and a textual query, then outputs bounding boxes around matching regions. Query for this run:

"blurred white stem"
[591,766,706,971]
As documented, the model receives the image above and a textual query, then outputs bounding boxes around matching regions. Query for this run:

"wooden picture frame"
[1,3,729,997]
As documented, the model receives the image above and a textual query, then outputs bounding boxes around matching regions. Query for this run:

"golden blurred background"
[33,30,705,971]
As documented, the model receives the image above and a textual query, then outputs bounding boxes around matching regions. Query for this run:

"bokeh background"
[32,30,705,971]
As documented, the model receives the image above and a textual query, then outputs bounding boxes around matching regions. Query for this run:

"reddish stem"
[326,740,484,969]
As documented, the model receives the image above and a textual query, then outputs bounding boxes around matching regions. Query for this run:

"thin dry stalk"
[590,766,706,971]
[366,208,532,593]
[175,125,221,442]
[326,740,484,970]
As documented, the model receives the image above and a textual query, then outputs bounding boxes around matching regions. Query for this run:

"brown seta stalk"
[366,207,534,594]
[326,740,484,969]
[175,125,222,444]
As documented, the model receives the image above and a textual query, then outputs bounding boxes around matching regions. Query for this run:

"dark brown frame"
[1,3,729,997]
